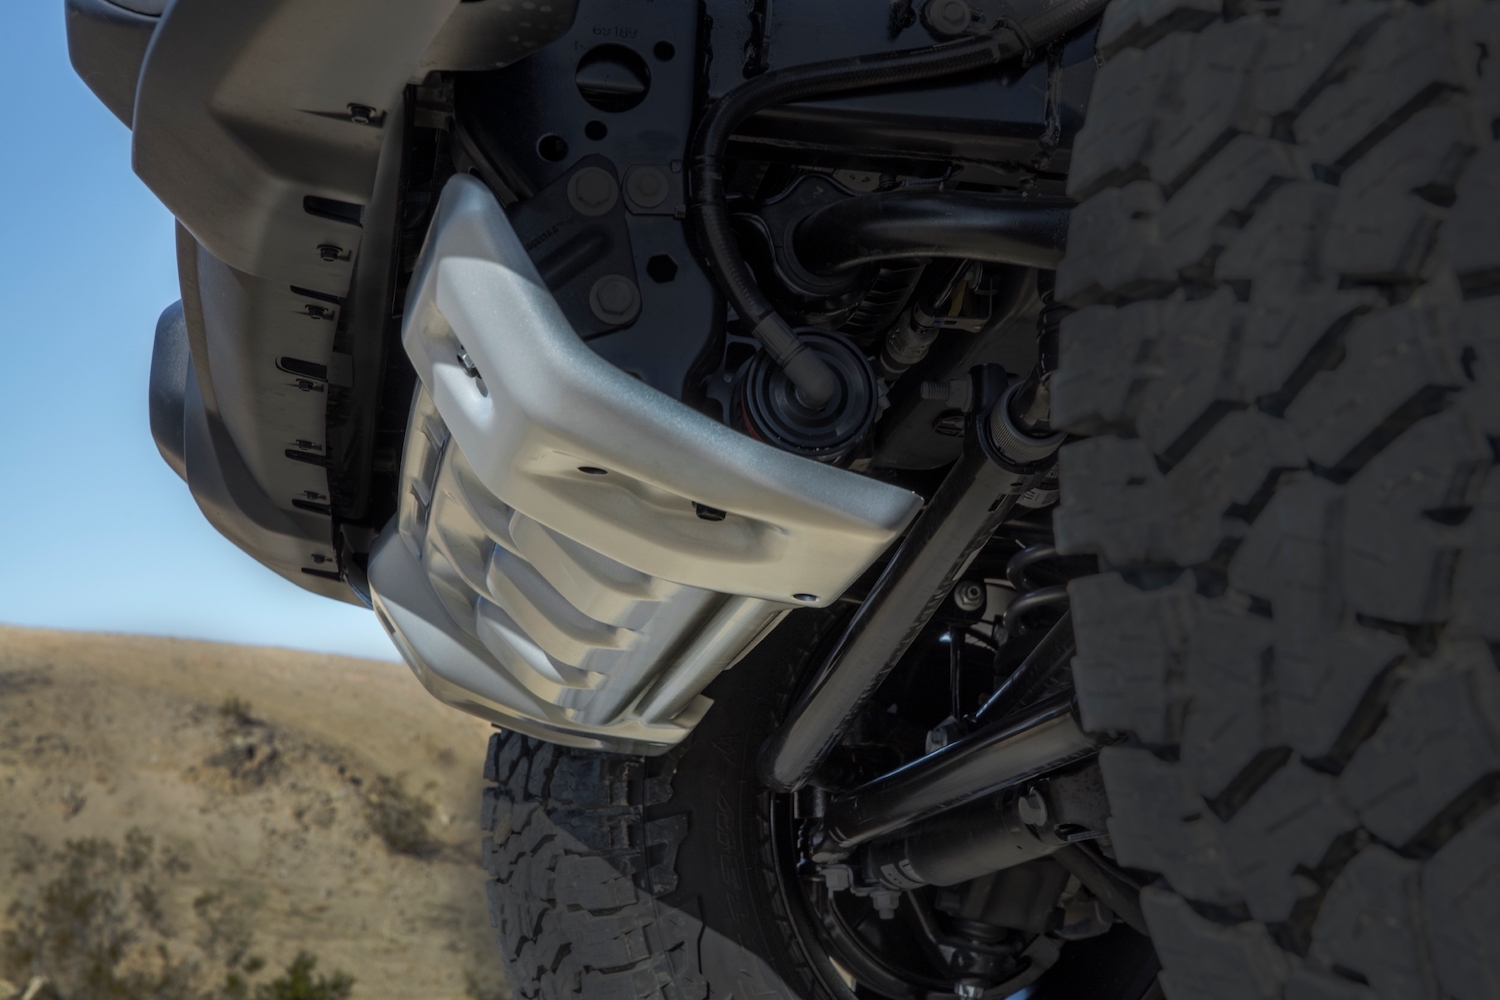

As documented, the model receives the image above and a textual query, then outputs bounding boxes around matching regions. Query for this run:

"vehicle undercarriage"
[69,0,1500,997]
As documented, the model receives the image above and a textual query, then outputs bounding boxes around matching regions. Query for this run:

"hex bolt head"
[924,0,972,35]
[317,244,343,262]
[870,890,901,920]
[952,579,986,613]
[567,167,619,217]
[588,274,641,325]
[626,165,670,209]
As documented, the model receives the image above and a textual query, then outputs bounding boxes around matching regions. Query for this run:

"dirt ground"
[0,624,510,1000]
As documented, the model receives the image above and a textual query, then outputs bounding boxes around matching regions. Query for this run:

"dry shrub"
[361,776,435,858]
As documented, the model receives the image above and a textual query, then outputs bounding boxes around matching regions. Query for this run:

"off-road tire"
[1053,1,1500,998]
[478,606,1167,1000]
[477,610,847,1000]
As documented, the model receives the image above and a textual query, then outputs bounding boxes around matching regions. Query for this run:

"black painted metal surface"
[822,695,1103,849]
[792,189,1070,273]
[760,418,1039,792]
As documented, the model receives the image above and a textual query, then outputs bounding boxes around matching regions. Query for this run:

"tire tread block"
[1309,845,1439,1000]
[1423,802,1500,1000]
[1294,10,1465,170]
[1446,144,1500,290]
[1254,0,1393,120]
[1072,573,1197,743]
[1098,0,1221,60]
[1070,36,1195,199]
[1342,409,1490,624]
[1146,18,1269,192]
[1217,182,1337,303]
[1141,886,1290,1000]
[1102,747,1244,903]
[1221,764,1359,924]
[1180,607,1279,800]
[1339,652,1500,847]
[1284,305,1464,471]
[1452,466,1500,642]
[1323,106,1478,283]
[1061,0,1498,994]
[480,733,707,1000]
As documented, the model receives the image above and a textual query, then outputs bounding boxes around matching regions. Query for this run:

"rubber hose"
[689,0,1110,408]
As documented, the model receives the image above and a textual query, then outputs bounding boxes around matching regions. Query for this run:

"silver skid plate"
[369,175,921,754]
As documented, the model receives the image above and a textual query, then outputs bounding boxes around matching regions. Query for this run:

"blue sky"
[0,3,398,659]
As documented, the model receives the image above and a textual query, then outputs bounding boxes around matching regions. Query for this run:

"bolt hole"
[646,254,679,283]
[653,41,675,61]
[578,466,609,476]
[584,120,608,141]
[693,503,727,521]
[793,593,819,603]
[537,133,570,162]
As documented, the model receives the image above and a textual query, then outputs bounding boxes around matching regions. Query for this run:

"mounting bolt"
[588,274,641,325]
[568,166,619,217]
[870,890,901,920]
[1018,786,1049,827]
[952,579,986,613]
[821,865,852,893]
[347,103,380,125]
[317,244,343,262]
[925,716,964,754]
[920,377,974,412]
[457,350,480,378]
[955,984,986,1000]
[924,0,972,36]
[625,165,670,209]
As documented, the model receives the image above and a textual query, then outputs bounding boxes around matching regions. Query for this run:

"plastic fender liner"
[131,0,462,287]
[180,360,358,606]
[64,0,160,127]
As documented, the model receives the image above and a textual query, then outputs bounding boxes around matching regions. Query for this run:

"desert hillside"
[0,625,508,1000]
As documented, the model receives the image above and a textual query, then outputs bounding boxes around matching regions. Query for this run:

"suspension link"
[759,365,1065,793]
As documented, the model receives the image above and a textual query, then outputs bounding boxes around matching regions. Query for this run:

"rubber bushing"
[734,330,879,463]
[987,382,1066,465]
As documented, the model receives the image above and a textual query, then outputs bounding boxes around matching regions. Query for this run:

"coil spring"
[1000,542,1071,636]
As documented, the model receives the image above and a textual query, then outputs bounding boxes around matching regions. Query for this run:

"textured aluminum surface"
[368,174,922,753]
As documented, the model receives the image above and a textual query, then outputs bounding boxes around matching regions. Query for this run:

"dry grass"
[0,625,510,1000]
[1,830,355,1000]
